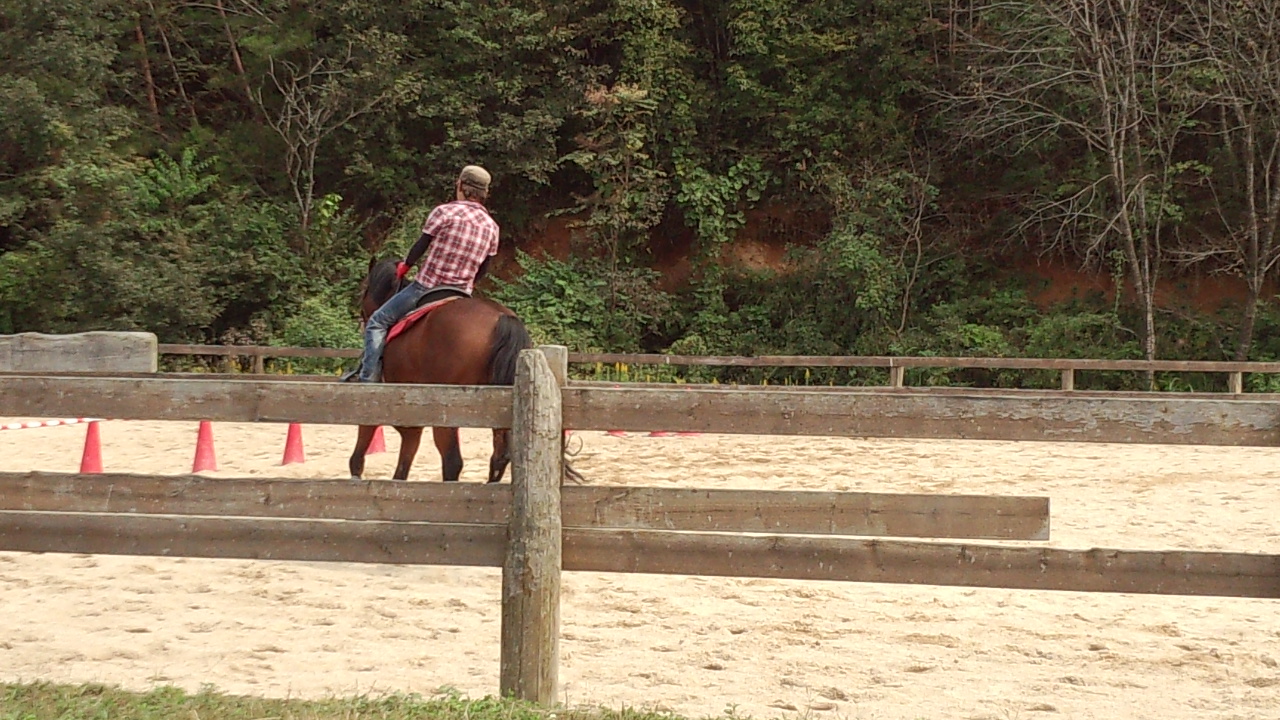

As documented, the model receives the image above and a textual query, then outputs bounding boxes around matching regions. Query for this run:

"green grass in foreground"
[0,683,706,720]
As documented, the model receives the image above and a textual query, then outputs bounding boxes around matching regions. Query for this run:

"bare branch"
[253,43,394,239]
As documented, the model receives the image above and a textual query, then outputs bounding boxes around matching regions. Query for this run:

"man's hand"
[395,262,410,280]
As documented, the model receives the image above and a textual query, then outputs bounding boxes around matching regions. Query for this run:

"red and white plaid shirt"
[415,200,500,293]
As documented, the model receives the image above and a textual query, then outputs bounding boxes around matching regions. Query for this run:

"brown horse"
[346,258,582,484]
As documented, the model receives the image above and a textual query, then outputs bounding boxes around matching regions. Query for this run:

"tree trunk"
[1236,276,1262,361]
[1141,290,1157,389]
[134,19,161,133]
[215,0,254,105]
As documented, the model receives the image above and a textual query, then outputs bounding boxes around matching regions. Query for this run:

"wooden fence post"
[889,365,905,388]
[500,348,563,705]
[1228,371,1244,394]
[539,345,568,387]
[1060,369,1075,391]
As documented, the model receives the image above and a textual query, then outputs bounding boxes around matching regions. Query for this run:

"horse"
[346,257,583,485]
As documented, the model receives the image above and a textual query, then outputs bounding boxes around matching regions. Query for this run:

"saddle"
[386,289,467,343]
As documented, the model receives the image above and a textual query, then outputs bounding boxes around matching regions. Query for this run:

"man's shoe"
[338,368,360,383]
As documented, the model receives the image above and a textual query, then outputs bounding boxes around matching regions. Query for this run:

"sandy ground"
[1,417,1279,720]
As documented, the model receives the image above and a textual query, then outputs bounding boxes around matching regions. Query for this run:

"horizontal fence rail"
[565,531,1280,599]
[0,508,1275,599]
[0,471,1275,599]
[156,343,1280,373]
[0,473,1051,541]
[8,369,1280,403]
[570,353,1280,374]
[0,376,511,428]
[155,343,1278,393]
[7,376,1280,445]
[562,386,1280,445]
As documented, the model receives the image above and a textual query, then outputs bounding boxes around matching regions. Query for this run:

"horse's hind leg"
[433,427,464,482]
[348,424,378,480]
[487,428,511,484]
[392,426,424,481]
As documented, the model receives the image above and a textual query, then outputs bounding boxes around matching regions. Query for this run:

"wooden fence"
[4,345,1280,705]
[155,343,1280,393]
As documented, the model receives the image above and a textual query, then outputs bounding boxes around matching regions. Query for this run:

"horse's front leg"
[348,424,378,480]
[392,426,425,481]
[432,427,463,482]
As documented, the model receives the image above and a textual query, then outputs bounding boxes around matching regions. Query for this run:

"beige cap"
[458,165,491,192]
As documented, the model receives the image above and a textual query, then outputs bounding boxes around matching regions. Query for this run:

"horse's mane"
[363,258,407,309]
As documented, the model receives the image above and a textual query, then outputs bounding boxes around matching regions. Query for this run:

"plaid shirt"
[415,200,500,293]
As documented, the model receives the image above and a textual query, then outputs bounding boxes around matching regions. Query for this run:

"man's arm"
[404,232,432,268]
[474,255,493,285]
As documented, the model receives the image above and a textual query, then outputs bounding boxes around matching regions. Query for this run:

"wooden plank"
[889,365,906,388]
[562,386,1280,445]
[539,345,568,387]
[561,486,1048,541]
[2,510,1272,598]
[153,344,1280,375]
[572,353,893,368]
[501,349,563,704]
[0,473,510,524]
[0,332,157,373]
[0,511,505,566]
[567,379,1280,400]
[4,370,1274,399]
[562,530,1280,599]
[0,473,1051,541]
[890,356,1273,373]
[0,376,511,428]
[568,352,1280,374]
[0,371,337,382]
[158,343,360,359]
[151,344,1280,377]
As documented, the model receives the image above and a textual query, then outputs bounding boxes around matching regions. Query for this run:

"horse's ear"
[367,255,377,272]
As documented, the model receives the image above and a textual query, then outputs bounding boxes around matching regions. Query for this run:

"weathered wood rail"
[3,341,1280,706]
[155,343,1280,393]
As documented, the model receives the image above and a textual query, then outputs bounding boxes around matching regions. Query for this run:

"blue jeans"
[356,281,430,382]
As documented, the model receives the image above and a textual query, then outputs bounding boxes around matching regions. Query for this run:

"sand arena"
[1,417,1278,719]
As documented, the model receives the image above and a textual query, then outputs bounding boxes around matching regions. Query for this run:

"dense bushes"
[1,0,1276,387]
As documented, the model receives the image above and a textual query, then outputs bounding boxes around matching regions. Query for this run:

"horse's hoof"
[349,475,362,482]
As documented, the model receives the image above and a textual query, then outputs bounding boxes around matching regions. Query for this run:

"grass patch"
[0,683,704,720]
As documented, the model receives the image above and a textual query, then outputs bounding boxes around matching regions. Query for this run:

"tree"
[939,0,1207,371]
[1176,0,1280,359]
[255,44,393,239]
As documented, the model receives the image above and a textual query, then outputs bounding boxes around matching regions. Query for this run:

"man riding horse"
[341,164,583,484]
[342,164,499,383]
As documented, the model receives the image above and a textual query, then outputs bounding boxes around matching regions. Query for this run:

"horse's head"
[358,256,409,322]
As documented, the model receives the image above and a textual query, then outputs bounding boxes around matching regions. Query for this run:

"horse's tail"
[487,313,586,485]
[488,313,533,386]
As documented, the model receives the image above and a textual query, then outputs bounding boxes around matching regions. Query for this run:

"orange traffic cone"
[192,421,218,472]
[79,421,103,474]
[366,426,386,454]
[282,422,305,465]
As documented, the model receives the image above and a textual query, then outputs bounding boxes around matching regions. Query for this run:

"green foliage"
[488,250,674,352]
[0,0,1273,380]
[274,295,362,375]
[560,81,673,294]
